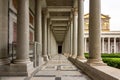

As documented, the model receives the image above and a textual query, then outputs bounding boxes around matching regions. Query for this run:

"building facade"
[84,14,120,53]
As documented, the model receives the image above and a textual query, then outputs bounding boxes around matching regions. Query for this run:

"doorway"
[58,46,62,54]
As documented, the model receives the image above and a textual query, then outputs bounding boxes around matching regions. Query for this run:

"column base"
[48,54,51,60]
[13,59,31,64]
[0,62,34,76]
[43,55,49,61]
[63,53,68,57]
[0,58,10,65]
[37,56,45,66]
[69,54,73,57]
[76,56,87,62]
[72,55,77,59]
[87,59,107,66]
[10,62,34,76]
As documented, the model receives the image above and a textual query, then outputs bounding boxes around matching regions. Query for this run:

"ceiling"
[46,0,77,45]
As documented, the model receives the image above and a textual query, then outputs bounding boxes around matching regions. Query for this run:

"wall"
[62,27,71,56]
[50,31,58,58]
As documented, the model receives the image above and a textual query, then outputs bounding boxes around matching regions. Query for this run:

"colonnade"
[0,0,58,75]
[84,37,120,53]
[63,0,105,65]
[0,0,118,76]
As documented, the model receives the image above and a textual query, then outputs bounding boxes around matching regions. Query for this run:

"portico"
[0,0,120,80]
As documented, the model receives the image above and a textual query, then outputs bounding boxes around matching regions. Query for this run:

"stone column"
[87,0,105,65]
[68,26,71,56]
[102,37,105,53]
[35,0,42,66]
[114,37,116,53]
[62,42,65,54]
[108,37,110,54]
[35,0,42,44]
[47,19,51,59]
[11,0,34,75]
[14,0,31,63]
[72,8,78,58]
[70,20,73,57]
[43,9,49,61]
[77,0,86,60]
[84,38,87,53]
[0,0,10,65]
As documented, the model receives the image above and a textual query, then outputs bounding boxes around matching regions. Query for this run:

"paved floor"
[30,54,91,80]
[0,54,91,80]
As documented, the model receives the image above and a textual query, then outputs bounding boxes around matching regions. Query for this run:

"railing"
[9,42,41,67]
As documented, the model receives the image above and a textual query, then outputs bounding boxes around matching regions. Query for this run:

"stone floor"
[0,54,91,80]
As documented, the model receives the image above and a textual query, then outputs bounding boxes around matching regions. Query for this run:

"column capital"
[78,0,85,1]
[42,8,49,18]
[70,12,73,21]
[71,8,78,16]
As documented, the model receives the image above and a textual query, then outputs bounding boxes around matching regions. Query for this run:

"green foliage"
[101,53,120,58]
[84,53,120,69]
[84,53,89,59]
[102,58,120,69]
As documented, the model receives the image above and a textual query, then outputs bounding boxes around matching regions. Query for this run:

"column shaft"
[35,0,42,66]
[35,0,42,43]
[108,38,110,54]
[72,8,78,58]
[114,38,116,53]
[47,20,51,59]
[43,10,49,61]
[0,0,10,65]
[87,0,104,64]
[84,38,87,53]
[102,38,105,53]
[77,0,85,60]
[15,0,30,63]
[70,20,73,56]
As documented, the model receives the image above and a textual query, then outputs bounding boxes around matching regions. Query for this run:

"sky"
[84,0,120,31]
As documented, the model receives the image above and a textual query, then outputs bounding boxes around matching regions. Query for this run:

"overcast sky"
[84,0,120,31]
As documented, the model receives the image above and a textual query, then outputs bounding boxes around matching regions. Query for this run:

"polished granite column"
[35,0,42,66]
[102,37,105,53]
[87,0,105,65]
[114,38,116,53]
[43,9,49,61]
[14,0,30,64]
[47,19,51,59]
[35,0,42,44]
[77,0,86,60]
[108,37,110,54]
[0,0,10,65]
[72,8,78,59]
[84,38,87,53]
[11,0,34,75]
[70,19,73,57]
